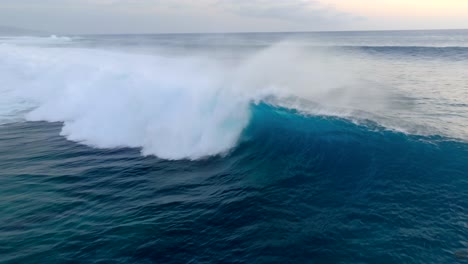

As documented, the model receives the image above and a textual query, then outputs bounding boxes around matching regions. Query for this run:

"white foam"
[0,41,399,159]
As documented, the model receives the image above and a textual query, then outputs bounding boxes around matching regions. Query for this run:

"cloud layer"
[0,0,354,33]
[0,0,467,33]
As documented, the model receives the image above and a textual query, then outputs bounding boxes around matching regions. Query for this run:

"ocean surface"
[0,30,467,263]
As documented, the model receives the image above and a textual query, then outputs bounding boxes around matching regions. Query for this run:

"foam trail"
[0,41,390,160]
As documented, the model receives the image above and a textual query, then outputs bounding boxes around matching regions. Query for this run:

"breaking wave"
[0,39,458,159]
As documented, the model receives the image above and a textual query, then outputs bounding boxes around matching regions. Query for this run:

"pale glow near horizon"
[323,0,468,17]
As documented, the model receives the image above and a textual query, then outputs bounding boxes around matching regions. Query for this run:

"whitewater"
[1,33,467,160]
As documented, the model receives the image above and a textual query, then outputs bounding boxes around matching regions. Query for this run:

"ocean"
[0,30,467,263]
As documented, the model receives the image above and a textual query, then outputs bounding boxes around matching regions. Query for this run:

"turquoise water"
[0,31,468,263]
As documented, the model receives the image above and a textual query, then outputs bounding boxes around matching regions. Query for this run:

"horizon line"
[2,25,468,37]
[75,28,468,36]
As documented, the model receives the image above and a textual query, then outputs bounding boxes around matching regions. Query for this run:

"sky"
[0,0,468,34]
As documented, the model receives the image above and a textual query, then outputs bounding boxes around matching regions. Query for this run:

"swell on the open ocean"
[0,39,461,160]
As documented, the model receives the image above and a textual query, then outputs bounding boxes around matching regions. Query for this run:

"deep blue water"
[1,31,468,263]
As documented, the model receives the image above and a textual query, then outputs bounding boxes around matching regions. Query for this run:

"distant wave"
[347,46,468,60]
[0,35,74,46]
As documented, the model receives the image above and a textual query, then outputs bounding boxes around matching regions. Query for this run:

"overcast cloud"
[0,0,466,34]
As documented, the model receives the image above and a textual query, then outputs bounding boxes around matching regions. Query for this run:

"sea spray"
[0,40,441,159]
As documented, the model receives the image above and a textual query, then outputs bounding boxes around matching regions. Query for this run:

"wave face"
[1,31,468,263]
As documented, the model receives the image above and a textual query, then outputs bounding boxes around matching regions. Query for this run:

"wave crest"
[0,42,401,159]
